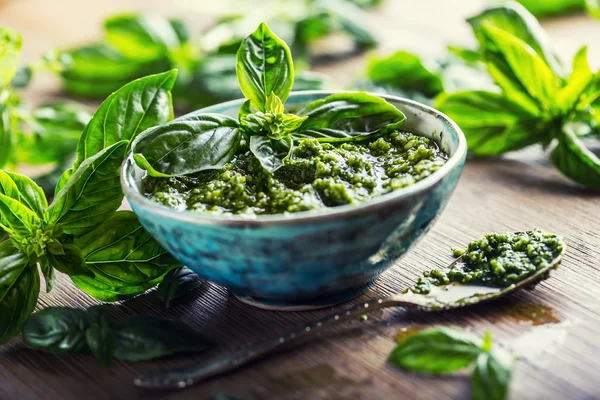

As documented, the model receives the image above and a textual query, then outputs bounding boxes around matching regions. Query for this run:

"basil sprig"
[0,70,183,345]
[133,22,405,175]
[22,306,213,365]
[389,328,514,400]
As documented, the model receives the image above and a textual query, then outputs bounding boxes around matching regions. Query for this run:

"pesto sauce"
[412,230,564,294]
[142,131,447,215]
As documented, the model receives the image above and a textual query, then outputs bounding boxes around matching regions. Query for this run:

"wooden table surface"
[1,1,600,399]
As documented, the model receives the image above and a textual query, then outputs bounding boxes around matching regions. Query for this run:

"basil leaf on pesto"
[133,113,241,177]
[551,127,600,190]
[249,135,293,172]
[295,92,406,142]
[236,22,294,111]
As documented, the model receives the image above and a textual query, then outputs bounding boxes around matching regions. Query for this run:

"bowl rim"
[121,90,467,226]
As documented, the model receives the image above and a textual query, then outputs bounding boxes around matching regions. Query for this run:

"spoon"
[135,232,564,389]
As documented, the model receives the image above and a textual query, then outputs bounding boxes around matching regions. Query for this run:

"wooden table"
[1,1,600,399]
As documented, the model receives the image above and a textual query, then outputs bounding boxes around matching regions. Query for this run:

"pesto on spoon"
[135,229,565,389]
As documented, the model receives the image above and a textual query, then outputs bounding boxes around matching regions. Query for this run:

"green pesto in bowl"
[142,130,448,216]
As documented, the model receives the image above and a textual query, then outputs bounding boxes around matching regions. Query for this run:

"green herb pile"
[132,22,407,181]
[363,3,600,190]
[389,328,514,400]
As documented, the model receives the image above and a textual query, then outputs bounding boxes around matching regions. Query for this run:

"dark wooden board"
[1,1,600,399]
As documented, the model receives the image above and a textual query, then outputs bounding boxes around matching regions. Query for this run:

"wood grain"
[1,1,600,399]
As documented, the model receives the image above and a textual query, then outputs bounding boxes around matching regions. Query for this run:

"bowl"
[121,91,467,310]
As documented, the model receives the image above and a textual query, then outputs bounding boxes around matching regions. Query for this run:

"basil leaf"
[295,92,406,142]
[40,258,55,293]
[113,315,214,361]
[236,22,294,111]
[587,0,600,19]
[480,24,560,111]
[436,91,544,156]
[46,140,127,237]
[0,241,39,345]
[471,351,514,400]
[0,170,48,219]
[388,328,482,374]
[467,3,563,76]
[0,97,13,168]
[556,47,594,113]
[366,51,443,97]
[22,307,89,353]
[86,306,116,366]
[104,14,181,61]
[0,27,22,87]
[551,127,600,190]
[249,135,293,172]
[238,99,253,121]
[518,0,585,17]
[71,211,181,302]
[47,244,94,278]
[133,113,241,177]
[73,69,177,167]
[156,267,203,308]
[241,111,307,140]
[0,192,40,238]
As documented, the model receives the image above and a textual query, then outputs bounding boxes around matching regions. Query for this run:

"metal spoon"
[135,233,564,389]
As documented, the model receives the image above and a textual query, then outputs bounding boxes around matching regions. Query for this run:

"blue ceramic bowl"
[121,91,466,310]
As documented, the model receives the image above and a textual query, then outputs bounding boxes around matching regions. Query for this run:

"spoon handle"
[134,295,413,389]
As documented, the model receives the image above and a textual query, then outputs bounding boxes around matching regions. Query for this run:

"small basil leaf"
[295,92,406,142]
[366,51,443,97]
[556,47,594,113]
[72,211,181,302]
[73,70,177,167]
[241,111,307,140]
[40,258,55,293]
[265,92,285,114]
[133,113,241,177]
[250,135,293,172]
[0,241,39,345]
[236,22,294,111]
[467,3,563,76]
[388,328,482,374]
[47,244,94,278]
[0,99,13,168]
[435,91,544,156]
[0,192,40,238]
[22,307,89,353]
[46,140,128,237]
[238,99,253,121]
[471,351,514,400]
[551,127,600,190]
[113,315,214,361]
[0,27,22,87]
[480,23,560,111]
[156,267,203,308]
[0,170,48,219]
[104,14,181,61]
[86,306,116,366]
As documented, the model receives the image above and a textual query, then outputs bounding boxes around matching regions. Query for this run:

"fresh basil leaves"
[23,306,214,365]
[389,329,514,400]
[133,22,405,175]
[0,71,182,345]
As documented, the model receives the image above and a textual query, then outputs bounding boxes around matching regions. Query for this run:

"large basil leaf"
[46,141,128,237]
[471,351,514,400]
[156,267,203,307]
[556,47,594,114]
[0,170,48,219]
[366,51,443,98]
[71,211,181,302]
[480,24,560,111]
[0,241,39,345]
[133,113,241,177]
[467,3,563,76]
[551,127,600,190]
[236,22,294,111]
[0,96,13,168]
[47,244,94,278]
[388,328,482,374]
[0,27,22,87]
[73,70,177,167]
[249,135,293,172]
[104,14,181,61]
[86,306,116,366]
[436,91,544,156]
[295,92,406,141]
[0,193,40,238]
[113,315,213,361]
[22,307,89,353]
